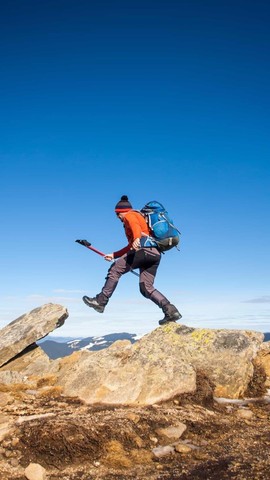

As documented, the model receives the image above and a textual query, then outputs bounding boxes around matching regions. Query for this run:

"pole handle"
[75,239,140,276]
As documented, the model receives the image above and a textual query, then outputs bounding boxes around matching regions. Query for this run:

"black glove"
[75,239,91,247]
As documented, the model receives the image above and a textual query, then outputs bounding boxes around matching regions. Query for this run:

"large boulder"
[50,323,264,405]
[0,304,68,367]
[164,324,263,398]
[50,338,197,405]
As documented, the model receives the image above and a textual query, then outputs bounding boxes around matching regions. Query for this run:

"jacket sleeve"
[113,244,130,258]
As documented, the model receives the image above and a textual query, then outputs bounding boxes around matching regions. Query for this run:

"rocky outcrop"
[49,339,197,405]
[0,304,68,367]
[0,344,51,376]
[161,324,263,398]
[50,323,264,405]
[0,304,266,406]
[0,304,269,480]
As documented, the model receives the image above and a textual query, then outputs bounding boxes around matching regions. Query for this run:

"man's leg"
[138,249,168,306]
[83,252,136,312]
[138,249,182,325]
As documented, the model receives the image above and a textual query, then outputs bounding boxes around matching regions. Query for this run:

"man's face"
[116,213,124,222]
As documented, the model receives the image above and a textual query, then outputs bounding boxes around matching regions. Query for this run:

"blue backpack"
[140,201,181,252]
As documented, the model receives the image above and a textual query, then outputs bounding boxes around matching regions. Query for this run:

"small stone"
[152,445,175,458]
[175,443,193,454]
[10,458,19,467]
[4,450,13,458]
[236,408,254,420]
[11,437,19,447]
[156,423,187,440]
[25,463,47,480]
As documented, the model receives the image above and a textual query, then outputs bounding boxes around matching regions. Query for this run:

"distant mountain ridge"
[38,332,138,359]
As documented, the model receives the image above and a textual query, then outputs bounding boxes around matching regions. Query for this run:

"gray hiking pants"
[97,248,170,310]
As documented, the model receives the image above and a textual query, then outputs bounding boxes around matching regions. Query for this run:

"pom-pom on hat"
[115,195,133,213]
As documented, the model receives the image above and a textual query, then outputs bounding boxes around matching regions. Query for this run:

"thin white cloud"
[0,294,81,305]
[243,296,270,304]
[53,289,85,294]
[21,293,82,303]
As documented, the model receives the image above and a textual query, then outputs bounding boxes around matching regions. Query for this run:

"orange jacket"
[113,210,150,258]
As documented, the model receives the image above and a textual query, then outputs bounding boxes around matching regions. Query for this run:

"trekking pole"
[75,240,140,277]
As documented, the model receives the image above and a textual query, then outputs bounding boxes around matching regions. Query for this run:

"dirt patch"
[1,392,270,479]
[18,418,102,468]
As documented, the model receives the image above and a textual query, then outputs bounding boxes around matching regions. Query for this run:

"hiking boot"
[159,304,182,326]
[82,296,105,313]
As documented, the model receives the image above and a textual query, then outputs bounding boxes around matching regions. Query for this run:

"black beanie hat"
[115,195,132,213]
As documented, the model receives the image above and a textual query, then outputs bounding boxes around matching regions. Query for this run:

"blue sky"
[1,0,269,337]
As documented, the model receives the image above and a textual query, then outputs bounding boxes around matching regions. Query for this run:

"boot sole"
[159,313,182,326]
[82,296,105,313]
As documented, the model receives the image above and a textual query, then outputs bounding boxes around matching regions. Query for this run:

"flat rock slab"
[0,304,68,367]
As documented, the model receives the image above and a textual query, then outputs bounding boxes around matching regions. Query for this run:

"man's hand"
[132,238,141,250]
[104,253,114,262]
